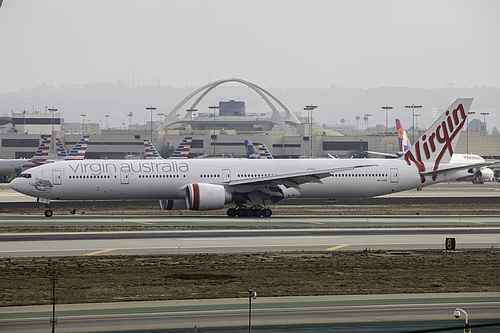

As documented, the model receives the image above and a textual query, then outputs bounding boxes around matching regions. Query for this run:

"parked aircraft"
[245,140,273,159]
[55,135,90,160]
[144,137,192,160]
[0,135,51,177]
[12,98,484,218]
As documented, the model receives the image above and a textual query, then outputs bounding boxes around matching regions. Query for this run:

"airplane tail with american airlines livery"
[64,135,90,160]
[403,98,473,182]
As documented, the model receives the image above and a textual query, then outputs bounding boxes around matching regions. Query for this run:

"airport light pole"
[381,105,393,133]
[81,114,86,135]
[48,108,58,134]
[248,289,257,333]
[467,111,475,154]
[304,105,317,158]
[363,113,372,130]
[127,112,133,129]
[48,108,58,153]
[209,105,219,157]
[415,113,421,132]
[157,112,165,129]
[480,112,489,136]
[146,106,156,143]
[453,308,471,333]
[405,104,422,143]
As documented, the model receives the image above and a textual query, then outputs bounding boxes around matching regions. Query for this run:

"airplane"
[144,137,192,160]
[245,140,274,159]
[55,135,90,160]
[11,98,485,218]
[0,135,51,178]
[395,118,495,182]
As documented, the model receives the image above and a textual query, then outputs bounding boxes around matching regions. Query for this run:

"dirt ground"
[1,250,499,307]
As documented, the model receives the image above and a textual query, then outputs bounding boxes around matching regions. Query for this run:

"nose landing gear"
[44,208,53,218]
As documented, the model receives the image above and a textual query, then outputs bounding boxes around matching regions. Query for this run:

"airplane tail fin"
[245,140,260,159]
[55,138,68,158]
[170,137,192,159]
[144,139,162,159]
[404,98,473,182]
[28,135,51,163]
[395,119,412,155]
[64,135,89,160]
[256,142,274,159]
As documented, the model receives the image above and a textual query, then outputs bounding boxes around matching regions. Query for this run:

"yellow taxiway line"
[85,249,116,256]
[325,244,350,251]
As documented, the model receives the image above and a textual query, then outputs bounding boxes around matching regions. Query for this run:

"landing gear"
[44,209,53,218]
[226,206,272,218]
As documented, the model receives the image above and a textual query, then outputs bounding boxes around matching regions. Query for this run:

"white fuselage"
[10,157,469,202]
[0,159,26,177]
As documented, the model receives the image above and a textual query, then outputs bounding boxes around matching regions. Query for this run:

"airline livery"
[395,119,495,181]
[11,98,483,218]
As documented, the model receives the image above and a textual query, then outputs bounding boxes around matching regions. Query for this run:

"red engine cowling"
[159,199,188,210]
[185,183,232,210]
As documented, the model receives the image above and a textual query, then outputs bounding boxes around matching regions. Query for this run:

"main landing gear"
[226,206,272,218]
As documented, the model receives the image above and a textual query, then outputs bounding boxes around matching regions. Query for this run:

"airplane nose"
[10,178,22,193]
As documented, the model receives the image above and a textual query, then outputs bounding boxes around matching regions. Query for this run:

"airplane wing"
[365,150,400,158]
[228,164,376,188]
[226,164,377,204]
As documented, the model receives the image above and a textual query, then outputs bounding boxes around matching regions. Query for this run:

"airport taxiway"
[0,226,499,257]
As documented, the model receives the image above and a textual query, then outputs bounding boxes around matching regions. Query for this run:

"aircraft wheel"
[254,209,263,217]
[227,208,237,217]
[70,208,76,215]
[44,209,53,218]
[240,209,251,217]
[262,208,272,217]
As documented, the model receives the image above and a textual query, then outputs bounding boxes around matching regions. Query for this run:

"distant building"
[219,100,245,116]
[12,111,61,135]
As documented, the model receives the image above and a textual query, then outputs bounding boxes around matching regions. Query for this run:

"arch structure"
[162,78,300,134]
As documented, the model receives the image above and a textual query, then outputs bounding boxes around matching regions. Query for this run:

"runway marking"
[325,244,350,251]
[85,249,116,256]
[132,221,155,225]
[462,220,486,224]
[299,221,325,225]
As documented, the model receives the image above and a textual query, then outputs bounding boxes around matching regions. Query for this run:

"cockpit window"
[20,174,31,179]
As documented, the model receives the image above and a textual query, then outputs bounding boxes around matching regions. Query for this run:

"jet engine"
[159,199,188,210]
[185,183,233,210]
[475,167,494,181]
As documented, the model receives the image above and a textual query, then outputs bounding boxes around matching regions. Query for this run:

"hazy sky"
[0,0,499,93]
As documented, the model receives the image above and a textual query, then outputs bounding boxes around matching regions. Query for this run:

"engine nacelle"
[475,167,494,181]
[159,199,188,210]
[185,183,233,210]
